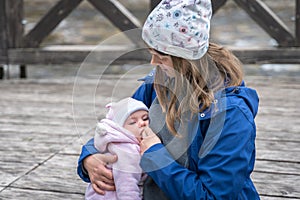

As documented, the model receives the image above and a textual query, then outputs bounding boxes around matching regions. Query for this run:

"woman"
[78,0,260,199]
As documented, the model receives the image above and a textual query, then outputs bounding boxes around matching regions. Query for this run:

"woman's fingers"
[92,183,105,195]
[140,127,161,154]
[91,180,115,195]
[83,153,118,194]
[101,154,118,165]
[141,126,155,138]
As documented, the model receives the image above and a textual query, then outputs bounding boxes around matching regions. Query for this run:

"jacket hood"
[94,119,139,152]
[199,81,259,120]
[226,81,259,117]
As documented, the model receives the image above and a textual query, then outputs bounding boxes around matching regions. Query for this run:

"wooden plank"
[0,188,84,200]
[10,154,87,195]
[254,160,300,175]
[256,130,300,143]
[256,140,300,153]
[256,150,300,163]
[233,0,295,47]
[259,197,297,200]
[0,161,40,186]
[2,46,300,65]
[231,47,300,64]
[5,47,151,65]
[24,0,83,47]
[88,0,142,45]
[252,172,300,199]
[296,0,300,46]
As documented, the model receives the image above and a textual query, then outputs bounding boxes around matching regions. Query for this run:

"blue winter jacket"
[77,69,260,199]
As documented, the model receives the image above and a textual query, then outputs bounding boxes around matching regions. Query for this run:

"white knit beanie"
[142,0,212,60]
[105,97,149,127]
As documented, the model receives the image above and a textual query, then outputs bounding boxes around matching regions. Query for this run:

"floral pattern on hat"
[142,0,212,60]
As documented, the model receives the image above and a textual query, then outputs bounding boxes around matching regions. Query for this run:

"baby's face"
[123,110,149,142]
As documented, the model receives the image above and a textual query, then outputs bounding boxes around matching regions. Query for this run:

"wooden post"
[0,0,7,79]
[150,0,161,11]
[5,0,25,78]
[296,0,300,46]
[212,0,227,14]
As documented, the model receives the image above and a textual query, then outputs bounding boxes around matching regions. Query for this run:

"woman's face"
[123,110,149,142]
[149,49,175,77]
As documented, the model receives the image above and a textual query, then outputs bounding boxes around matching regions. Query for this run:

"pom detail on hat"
[95,123,107,136]
[105,97,149,127]
[142,0,212,60]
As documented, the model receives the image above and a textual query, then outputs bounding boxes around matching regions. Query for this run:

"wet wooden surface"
[0,74,299,199]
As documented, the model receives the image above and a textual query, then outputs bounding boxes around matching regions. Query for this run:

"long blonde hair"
[154,42,243,136]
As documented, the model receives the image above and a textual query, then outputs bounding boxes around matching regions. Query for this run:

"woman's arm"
[140,107,256,199]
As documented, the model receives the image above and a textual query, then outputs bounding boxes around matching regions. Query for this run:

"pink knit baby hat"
[105,97,149,127]
[142,0,212,60]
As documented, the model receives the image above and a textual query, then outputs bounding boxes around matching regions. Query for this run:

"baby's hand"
[140,127,161,155]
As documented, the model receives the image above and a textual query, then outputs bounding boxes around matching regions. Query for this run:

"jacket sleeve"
[77,138,99,182]
[140,107,256,199]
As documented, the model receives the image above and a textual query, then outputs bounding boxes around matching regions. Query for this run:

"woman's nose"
[150,55,161,65]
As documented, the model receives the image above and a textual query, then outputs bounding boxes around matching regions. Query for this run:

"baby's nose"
[139,120,147,127]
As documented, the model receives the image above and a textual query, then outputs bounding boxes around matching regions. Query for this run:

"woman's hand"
[83,153,117,195]
[140,126,161,155]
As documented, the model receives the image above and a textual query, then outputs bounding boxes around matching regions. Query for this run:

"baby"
[85,97,149,200]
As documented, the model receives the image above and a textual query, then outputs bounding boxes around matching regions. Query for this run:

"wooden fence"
[0,0,300,78]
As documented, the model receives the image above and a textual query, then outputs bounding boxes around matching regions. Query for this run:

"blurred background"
[4,0,298,78]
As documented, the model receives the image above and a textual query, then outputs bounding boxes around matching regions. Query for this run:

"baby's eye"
[143,117,149,121]
[129,121,136,125]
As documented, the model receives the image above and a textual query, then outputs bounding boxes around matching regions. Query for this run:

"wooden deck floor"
[0,74,299,199]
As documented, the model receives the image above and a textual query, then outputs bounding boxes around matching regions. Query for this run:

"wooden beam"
[1,46,300,65]
[234,0,295,47]
[231,47,300,64]
[211,0,227,15]
[88,0,142,45]
[296,0,300,46]
[24,0,83,47]
[4,46,150,65]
